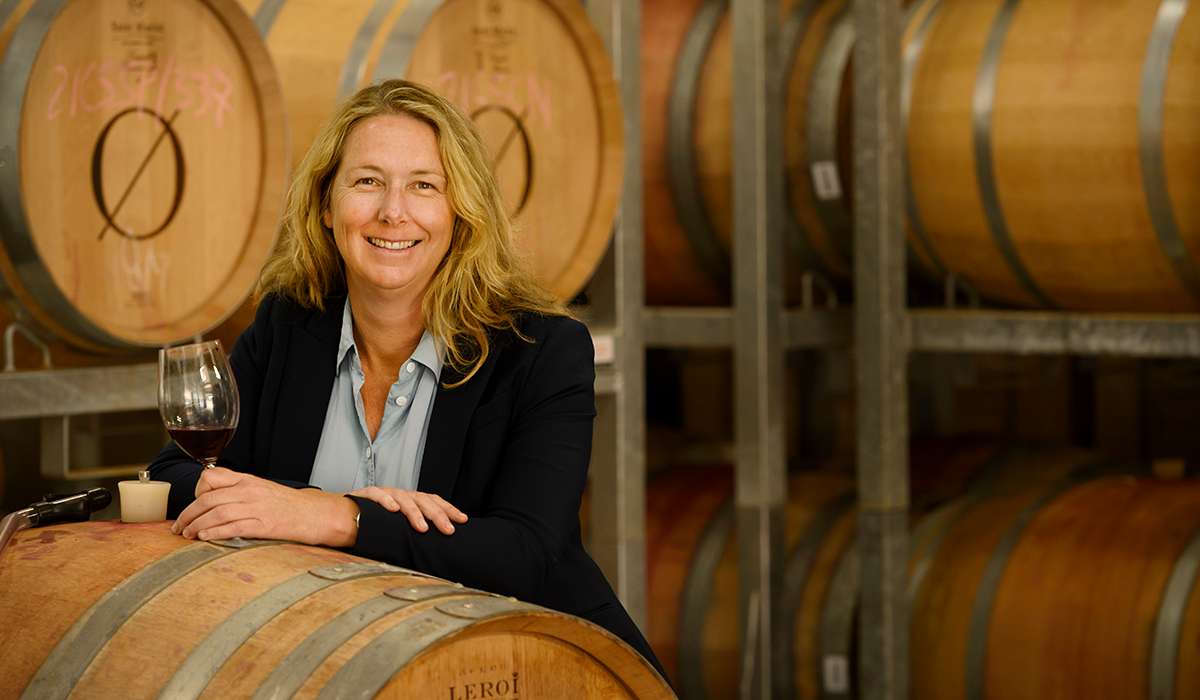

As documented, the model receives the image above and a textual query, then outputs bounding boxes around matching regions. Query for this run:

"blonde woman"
[150,79,665,679]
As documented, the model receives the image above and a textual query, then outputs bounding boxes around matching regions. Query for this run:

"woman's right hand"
[347,486,468,535]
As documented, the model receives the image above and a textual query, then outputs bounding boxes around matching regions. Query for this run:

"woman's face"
[323,113,453,303]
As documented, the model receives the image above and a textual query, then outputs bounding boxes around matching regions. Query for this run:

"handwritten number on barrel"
[470,105,533,217]
[94,107,186,241]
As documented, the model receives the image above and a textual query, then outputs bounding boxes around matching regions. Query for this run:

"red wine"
[168,426,235,462]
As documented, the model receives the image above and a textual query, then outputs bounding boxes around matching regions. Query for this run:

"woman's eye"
[357,177,378,186]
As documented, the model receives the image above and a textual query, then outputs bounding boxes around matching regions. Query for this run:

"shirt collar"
[335,298,444,379]
[335,298,356,369]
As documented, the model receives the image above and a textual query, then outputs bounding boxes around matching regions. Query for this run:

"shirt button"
[396,396,408,406]
[365,447,372,458]
[405,362,415,374]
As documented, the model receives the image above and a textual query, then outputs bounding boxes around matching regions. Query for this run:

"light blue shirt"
[309,299,442,493]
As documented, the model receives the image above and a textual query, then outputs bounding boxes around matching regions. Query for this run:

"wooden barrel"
[638,446,990,698]
[0,0,288,351]
[0,520,675,700]
[912,475,1200,700]
[234,0,623,303]
[646,0,1200,312]
[641,0,938,306]
[810,443,1130,700]
[642,0,731,306]
[907,0,1200,312]
[637,441,1126,700]
[644,463,857,699]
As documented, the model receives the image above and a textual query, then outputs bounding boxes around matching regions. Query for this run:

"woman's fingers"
[346,487,467,535]
[191,466,242,497]
[408,492,466,535]
[172,474,357,547]
[179,501,262,541]
[347,486,402,512]
[173,485,258,538]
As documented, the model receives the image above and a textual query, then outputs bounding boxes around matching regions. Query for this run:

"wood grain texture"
[0,0,286,349]
[908,0,1200,311]
[0,521,676,700]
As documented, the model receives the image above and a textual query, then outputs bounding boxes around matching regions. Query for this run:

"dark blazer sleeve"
[348,314,596,603]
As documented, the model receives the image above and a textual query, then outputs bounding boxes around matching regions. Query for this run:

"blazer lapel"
[418,348,499,498]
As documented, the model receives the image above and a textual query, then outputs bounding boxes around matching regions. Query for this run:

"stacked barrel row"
[644,0,1200,311]
[7,0,1196,359]
[635,443,1200,700]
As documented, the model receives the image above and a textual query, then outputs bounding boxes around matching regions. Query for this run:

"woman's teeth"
[368,238,416,250]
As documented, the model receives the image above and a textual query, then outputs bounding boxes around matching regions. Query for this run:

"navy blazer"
[149,294,665,679]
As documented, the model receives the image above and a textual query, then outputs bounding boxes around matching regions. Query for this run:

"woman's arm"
[348,314,596,601]
[157,294,469,544]
[171,470,468,545]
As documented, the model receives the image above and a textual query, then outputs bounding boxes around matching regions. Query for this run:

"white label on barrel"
[811,161,843,201]
[591,333,615,365]
[823,654,850,693]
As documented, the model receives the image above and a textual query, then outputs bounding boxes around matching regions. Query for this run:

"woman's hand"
[347,486,468,535]
[170,467,358,547]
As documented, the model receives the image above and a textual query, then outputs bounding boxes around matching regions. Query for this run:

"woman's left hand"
[170,467,358,547]
[347,486,467,535]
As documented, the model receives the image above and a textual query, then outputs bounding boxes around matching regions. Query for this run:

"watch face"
[0,0,287,349]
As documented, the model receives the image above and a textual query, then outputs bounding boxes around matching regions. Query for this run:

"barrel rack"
[589,1,1200,700]
[5,1,1200,700]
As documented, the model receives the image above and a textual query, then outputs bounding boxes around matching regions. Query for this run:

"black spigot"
[16,487,113,527]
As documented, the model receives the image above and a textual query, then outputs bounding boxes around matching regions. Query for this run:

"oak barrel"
[641,0,836,306]
[646,0,1200,312]
[641,0,931,306]
[637,441,1003,699]
[912,475,1200,700]
[636,441,1127,700]
[907,0,1200,312]
[643,462,856,699]
[0,0,288,351]
[0,520,676,700]
[234,0,623,302]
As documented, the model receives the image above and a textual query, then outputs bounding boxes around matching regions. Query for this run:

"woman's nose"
[377,187,407,225]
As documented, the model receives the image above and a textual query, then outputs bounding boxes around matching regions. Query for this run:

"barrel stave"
[0,521,675,700]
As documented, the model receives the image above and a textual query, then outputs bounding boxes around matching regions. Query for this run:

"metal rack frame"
[641,2,1200,700]
[582,0,650,631]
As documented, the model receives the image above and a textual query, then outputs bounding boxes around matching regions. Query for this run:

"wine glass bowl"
[158,340,240,469]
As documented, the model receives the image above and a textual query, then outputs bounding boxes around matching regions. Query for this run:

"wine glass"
[158,340,240,469]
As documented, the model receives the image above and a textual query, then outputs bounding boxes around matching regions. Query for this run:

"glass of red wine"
[158,340,240,469]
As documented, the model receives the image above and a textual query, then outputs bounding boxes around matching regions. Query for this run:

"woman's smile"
[367,237,418,251]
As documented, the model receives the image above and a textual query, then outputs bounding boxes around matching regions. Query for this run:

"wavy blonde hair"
[256,79,567,385]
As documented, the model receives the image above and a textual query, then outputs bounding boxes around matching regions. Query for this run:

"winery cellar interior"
[2,0,1200,698]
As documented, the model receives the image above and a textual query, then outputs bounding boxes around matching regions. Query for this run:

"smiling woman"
[324,114,454,309]
[148,79,670,686]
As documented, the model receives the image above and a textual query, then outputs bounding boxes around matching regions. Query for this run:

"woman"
[149,79,665,678]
